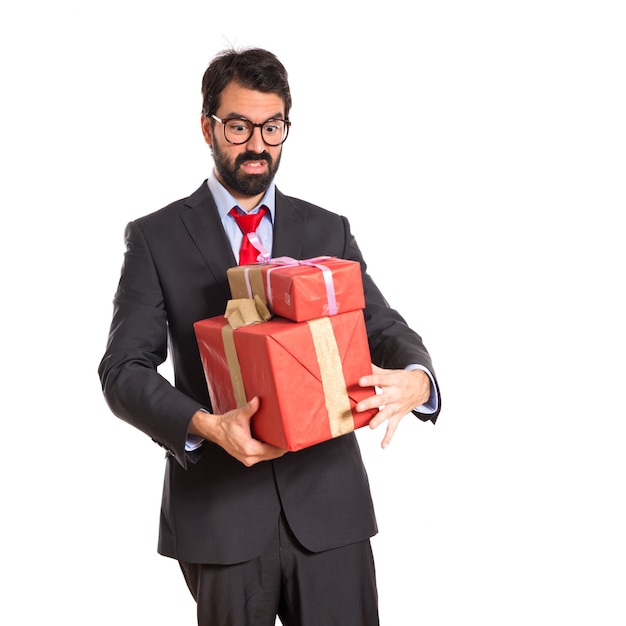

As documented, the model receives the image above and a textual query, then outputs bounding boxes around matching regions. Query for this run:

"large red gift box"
[227,256,365,323]
[193,307,376,451]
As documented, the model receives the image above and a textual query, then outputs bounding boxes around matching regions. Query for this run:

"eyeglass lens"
[224,119,288,145]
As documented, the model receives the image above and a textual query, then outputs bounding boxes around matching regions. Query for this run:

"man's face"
[201,82,286,203]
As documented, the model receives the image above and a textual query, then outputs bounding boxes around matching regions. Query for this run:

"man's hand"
[356,364,431,449]
[188,397,287,466]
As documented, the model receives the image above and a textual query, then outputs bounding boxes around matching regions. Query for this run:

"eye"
[226,120,251,135]
[263,121,283,135]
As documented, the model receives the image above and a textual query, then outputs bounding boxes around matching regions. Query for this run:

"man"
[99,47,441,626]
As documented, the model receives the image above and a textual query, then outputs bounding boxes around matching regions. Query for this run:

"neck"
[234,194,265,212]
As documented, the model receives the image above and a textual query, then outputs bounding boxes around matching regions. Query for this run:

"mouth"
[239,159,267,174]
[236,151,272,175]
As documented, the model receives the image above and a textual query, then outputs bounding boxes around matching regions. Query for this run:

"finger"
[258,442,288,456]
[359,363,385,387]
[239,396,260,419]
[356,394,384,414]
[368,406,390,430]
[381,418,400,449]
[360,367,404,390]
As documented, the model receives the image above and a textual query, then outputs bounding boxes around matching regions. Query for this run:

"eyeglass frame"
[210,114,291,146]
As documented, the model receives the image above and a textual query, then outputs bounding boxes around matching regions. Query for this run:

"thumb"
[242,396,260,417]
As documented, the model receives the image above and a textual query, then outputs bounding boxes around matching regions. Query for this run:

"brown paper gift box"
[227,256,365,323]
[193,308,376,451]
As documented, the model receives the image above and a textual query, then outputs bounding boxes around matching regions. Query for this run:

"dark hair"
[201,47,292,118]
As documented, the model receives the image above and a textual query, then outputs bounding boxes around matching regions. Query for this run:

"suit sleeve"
[341,217,441,423]
[98,221,203,467]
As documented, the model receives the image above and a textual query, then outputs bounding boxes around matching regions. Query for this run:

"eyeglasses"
[210,115,291,146]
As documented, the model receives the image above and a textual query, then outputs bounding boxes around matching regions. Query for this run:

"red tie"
[229,205,269,265]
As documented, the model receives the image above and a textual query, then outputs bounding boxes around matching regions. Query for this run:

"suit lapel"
[180,181,236,299]
[272,188,306,259]
[179,183,305,293]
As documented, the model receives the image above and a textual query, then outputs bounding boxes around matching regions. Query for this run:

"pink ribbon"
[266,256,337,316]
[247,233,271,263]
[241,254,339,316]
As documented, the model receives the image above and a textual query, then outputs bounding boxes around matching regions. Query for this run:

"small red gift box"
[193,306,376,451]
[227,256,365,323]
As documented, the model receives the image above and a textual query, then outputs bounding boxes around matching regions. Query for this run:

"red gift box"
[193,306,376,451]
[227,256,365,323]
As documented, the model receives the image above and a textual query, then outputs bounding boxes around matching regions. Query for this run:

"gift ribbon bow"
[224,296,271,329]
[241,254,339,316]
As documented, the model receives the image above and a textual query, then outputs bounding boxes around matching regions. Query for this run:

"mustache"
[235,151,273,168]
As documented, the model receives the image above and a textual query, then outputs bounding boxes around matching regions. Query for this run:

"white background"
[2,1,625,624]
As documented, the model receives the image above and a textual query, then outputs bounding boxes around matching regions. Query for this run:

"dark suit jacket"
[99,181,440,565]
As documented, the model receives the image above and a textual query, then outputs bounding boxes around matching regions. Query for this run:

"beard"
[212,143,282,197]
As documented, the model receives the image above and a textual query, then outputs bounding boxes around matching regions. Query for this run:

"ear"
[200,115,213,146]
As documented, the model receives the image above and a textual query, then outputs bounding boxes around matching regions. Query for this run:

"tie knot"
[229,205,268,234]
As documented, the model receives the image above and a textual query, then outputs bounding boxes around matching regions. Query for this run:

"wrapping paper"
[227,256,365,322]
[194,307,376,451]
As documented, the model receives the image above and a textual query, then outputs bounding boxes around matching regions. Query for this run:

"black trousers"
[179,512,379,626]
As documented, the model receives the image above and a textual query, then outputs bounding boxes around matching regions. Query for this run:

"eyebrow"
[223,112,286,121]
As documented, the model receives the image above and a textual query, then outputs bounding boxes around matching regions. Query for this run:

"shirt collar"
[207,170,276,220]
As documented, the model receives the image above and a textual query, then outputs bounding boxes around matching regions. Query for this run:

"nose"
[245,126,266,152]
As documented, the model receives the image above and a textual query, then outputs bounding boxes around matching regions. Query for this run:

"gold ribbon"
[221,324,247,408]
[307,317,354,437]
[222,297,271,407]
